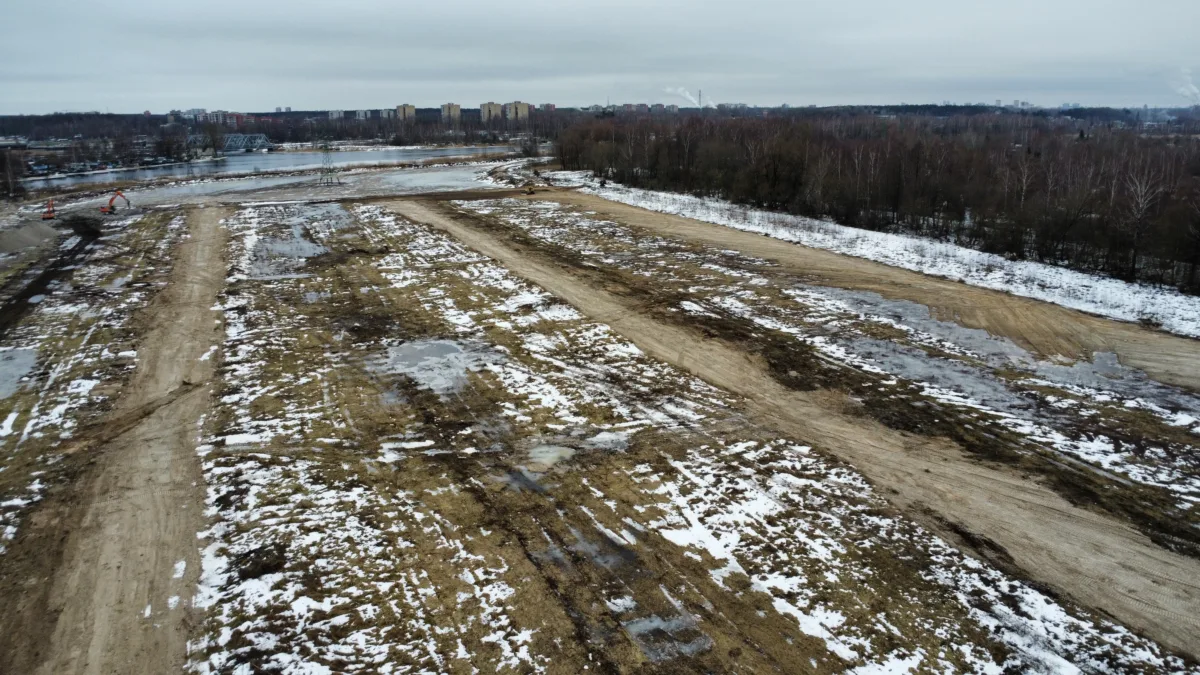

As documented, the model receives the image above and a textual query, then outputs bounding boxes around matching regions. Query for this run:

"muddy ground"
[0,166,1198,673]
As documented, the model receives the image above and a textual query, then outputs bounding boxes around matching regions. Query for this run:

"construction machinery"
[41,198,56,220]
[99,190,130,215]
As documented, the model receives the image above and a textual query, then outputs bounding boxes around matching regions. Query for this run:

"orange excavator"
[99,190,130,215]
[41,198,56,220]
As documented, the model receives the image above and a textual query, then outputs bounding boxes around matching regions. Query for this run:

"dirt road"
[390,199,1200,657]
[539,190,1200,392]
[32,207,226,675]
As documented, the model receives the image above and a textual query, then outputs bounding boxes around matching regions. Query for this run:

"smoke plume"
[1171,67,1200,105]
[663,87,713,107]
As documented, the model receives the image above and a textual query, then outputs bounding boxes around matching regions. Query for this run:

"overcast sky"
[3,0,1199,114]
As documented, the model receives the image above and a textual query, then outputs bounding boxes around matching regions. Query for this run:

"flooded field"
[22,145,517,189]
[33,162,511,216]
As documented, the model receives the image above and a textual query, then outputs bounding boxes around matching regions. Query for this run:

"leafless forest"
[557,114,1200,290]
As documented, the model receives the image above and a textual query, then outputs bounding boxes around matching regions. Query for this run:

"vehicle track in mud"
[539,190,1200,393]
[387,198,1200,658]
[4,207,227,675]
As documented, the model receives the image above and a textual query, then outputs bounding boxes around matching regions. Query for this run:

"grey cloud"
[2,0,1198,113]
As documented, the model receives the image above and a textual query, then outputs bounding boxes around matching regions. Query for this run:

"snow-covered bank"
[550,172,1200,339]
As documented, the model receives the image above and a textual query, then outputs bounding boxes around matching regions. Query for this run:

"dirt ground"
[2,168,1199,672]
[388,198,1200,658]
[6,207,226,675]
[540,190,1200,393]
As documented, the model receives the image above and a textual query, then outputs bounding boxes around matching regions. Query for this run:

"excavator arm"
[100,190,131,215]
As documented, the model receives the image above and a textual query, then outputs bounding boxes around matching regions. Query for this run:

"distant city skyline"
[3,0,1199,115]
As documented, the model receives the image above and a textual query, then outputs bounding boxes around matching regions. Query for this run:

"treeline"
[0,113,169,140]
[1,111,580,147]
[556,115,1200,291]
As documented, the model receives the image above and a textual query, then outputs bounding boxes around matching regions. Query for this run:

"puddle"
[369,339,502,396]
[584,430,631,451]
[803,286,1031,367]
[374,164,493,193]
[285,203,353,236]
[249,219,329,280]
[1032,353,1200,416]
[0,348,37,398]
[261,223,328,259]
[849,338,1033,415]
[525,444,576,471]
[804,286,1200,416]
[619,587,714,662]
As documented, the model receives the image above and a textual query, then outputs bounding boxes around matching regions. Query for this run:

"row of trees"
[556,115,1200,290]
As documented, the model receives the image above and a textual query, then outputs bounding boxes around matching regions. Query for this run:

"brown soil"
[387,198,1200,658]
[1,207,227,675]
[540,190,1200,392]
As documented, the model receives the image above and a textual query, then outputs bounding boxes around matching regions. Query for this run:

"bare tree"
[2,150,24,199]
[1122,155,1165,280]
[203,123,226,157]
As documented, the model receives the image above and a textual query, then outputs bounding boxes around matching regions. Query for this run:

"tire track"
[31,207,227,675]
[387,198,1200,658]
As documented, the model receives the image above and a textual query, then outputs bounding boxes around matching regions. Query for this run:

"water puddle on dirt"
[0,348,37,398]
[849,338,1033,415]
[369,339,502,396]
[804,285,1200,415]
[525,444,576,471]
[250,220,329,280]
[285,203,353,235]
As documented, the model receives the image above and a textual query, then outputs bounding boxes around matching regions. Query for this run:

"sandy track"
[390,199,1200,657]
[539,190,1200,392]
[31,207,227,675]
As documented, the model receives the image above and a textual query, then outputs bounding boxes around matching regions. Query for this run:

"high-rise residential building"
[503,101,531,121]
[481,102,504,123]
[285,107,292,113]
[666,104,679,114]
[396,104,417,122]
[540,103,556,112]
[651,103,665,114]
[275,107,283,113]
[328,110,344,120]
[441,103,462,124]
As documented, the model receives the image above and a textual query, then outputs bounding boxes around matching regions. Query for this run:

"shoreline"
[20,156,226,184]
